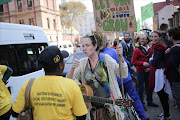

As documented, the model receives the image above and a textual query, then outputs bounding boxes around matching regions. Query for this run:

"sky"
[82,0,166,30]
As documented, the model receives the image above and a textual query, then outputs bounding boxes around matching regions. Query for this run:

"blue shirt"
[102,47,132,84]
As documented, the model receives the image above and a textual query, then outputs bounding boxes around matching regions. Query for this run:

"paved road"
[145,93,180,120]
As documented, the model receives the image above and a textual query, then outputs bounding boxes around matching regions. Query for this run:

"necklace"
[88,58,99,80]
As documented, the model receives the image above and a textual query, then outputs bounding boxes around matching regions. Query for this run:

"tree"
[59,1,87,32]
[141,21,151,29]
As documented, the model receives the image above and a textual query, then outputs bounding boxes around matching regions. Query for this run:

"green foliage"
[59,1,87,31]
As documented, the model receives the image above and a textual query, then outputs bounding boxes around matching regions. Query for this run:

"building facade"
[79,12,96,37]
[0,0,62,46]
[153,0,179,30]
[158,5,178,28]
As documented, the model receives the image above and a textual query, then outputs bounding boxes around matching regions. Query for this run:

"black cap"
[39,46,69,66]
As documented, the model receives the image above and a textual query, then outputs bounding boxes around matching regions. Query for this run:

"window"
[53,19,56,30]
[17,0,23,10]
[56,36,58,41]
[29,18,34,25]
[63,45,67,48]
[45,0,48,7]
[0,43,48,76]
[0,5,3,12]
[27,0,32,7]
[50,36,52,41]
[52,0,54,9]
[68,44,72,47]
[47,18,50,29]
[19,19,24,24]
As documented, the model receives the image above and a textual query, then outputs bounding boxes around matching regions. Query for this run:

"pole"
[116,37,125,99]
[33,0,37,26]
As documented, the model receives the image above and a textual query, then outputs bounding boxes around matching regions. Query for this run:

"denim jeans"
[136,72,152,105]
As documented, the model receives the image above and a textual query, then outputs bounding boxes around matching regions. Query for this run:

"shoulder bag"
[17,78,35,120]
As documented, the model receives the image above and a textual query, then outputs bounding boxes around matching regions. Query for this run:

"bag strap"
[24,78,35,109]
[138,46,149,58]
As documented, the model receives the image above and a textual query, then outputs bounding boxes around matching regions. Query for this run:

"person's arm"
[72,82,88,118]
[166,47,179,68]
[149,50,164,67]
[12,80,29,117]
[2,66,13,84]
[76,115,86,120]
[66,53,80,79]
[12,110,19,118]
[131,48,144,66]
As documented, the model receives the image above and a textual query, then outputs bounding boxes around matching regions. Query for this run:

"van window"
[68,44,72,47]
[63,45,67,48]
[0,43,48,76]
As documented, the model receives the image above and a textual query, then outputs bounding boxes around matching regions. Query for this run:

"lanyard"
[88,59,99,73]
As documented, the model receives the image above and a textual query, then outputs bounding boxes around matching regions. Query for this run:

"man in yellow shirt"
[0,65,13,120]
[12,46,88,120]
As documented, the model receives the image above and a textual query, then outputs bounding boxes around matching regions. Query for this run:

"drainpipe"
[7,3,10,23]
[32,0,37,26]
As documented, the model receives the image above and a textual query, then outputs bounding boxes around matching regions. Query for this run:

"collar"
[126,42,131,47]
[141,45,149,51]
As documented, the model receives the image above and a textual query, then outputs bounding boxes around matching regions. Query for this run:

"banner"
[141,2,154,22]
[136,19,140,32]
[92,0,137,33]
[0,0,12,5]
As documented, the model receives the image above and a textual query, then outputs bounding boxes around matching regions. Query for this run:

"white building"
[79,12,96,36]
[59,0,79,4]
[158,4,178,28]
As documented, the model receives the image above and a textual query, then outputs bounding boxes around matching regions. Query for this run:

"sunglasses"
[84,34,98,44]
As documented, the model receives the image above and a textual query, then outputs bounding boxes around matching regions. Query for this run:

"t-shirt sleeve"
[0,65,7,75]
[72,83,88,116]
[12,79,30,113]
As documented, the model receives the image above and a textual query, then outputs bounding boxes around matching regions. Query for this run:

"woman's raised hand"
[116,46,123,57]
[72,53,80,69]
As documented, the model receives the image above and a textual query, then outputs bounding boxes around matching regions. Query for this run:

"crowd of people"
[0,24,180,120]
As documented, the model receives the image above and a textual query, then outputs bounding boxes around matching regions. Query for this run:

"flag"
[136,19,140,32]
[141,2,154,22]
[0,0,12,5]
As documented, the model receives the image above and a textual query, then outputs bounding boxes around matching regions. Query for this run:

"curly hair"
[93,31,107,52]
[83,31,108,52]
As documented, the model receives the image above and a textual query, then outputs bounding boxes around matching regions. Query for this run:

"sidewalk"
[145,93,180,120]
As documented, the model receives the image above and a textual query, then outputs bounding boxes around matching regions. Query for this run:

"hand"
[144,68,150,72]
[72,53,80,69]
[143,62,149,67]
[165,48,171,54]
[116,46,123,57]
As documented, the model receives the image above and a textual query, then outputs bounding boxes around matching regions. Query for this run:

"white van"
[58,41,74,55]
[0,22,49,106]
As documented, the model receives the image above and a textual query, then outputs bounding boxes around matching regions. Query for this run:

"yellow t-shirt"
[13,76,88,120]
[0,65,12,116]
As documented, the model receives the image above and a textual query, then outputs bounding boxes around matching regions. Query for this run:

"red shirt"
[131,46,152,72]
[110,46,116,49]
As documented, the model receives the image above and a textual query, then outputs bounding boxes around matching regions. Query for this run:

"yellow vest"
[0,65,12,116]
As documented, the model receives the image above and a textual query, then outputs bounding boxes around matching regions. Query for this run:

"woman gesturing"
[67,32,128,120]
